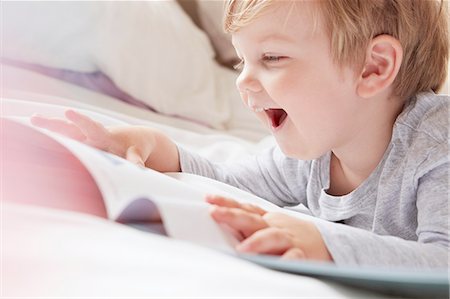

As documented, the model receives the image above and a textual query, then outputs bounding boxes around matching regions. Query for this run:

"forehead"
[231,1,320,47]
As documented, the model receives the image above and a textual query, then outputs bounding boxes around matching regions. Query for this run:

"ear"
[356,35,403,98]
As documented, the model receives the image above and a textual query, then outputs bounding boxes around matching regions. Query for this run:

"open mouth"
[265,108,288,129]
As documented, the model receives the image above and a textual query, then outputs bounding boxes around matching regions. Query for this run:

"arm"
[208,161,449,268]
[31,110,180,172]
[315,160,449,268]
[314,221,448,268]
[143,129,180,172]
[179,145,310,207]
[208,194,448,267]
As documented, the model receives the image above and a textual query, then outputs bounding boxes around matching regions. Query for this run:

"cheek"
[276,72,356,140]
[269,72,317,115]
[263,71,302,104]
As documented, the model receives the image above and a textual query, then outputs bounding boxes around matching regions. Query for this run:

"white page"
[167,172,284,211]
[51,136,237,252]
[7,118,237,252]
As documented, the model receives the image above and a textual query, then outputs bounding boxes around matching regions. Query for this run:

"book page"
[167,172,283,211]
[6,118,237,252]
[167,172,319,222]
[50,135,238,252]
[2,117,107,218]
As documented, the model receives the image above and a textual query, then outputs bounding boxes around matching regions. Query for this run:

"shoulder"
[392,92,449,176]
[394,92,449,145]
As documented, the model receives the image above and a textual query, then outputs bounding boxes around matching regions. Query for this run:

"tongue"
[267,109,287,128]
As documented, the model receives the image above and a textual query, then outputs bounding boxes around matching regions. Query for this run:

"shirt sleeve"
[178,145,311,207]
[315,160,449,268]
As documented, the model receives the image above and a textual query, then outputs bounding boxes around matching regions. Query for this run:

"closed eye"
[262,55,286,64]
[233,55,287,71]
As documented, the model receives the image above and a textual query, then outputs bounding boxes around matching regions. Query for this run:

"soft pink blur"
[1,118,107,217]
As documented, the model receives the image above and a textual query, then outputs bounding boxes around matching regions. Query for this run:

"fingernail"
[211,206,223,213]
[211,207,228,219]
[209,207,223,221]
[236,243,249,252]
[205,194,220,202]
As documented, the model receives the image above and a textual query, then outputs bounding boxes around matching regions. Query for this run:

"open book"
[2,117,301,253]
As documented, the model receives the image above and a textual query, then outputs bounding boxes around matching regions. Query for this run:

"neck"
[328,95,404,196]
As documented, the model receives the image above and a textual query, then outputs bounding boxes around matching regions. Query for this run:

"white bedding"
[1,64,269,143]
[0,63,399,298]
[2,1,229,128]
[4,202,384,298]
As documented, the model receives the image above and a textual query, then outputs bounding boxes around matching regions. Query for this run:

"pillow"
[2,1,230,128]
[196,0,240,67]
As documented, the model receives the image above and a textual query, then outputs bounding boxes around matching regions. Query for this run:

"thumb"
[126,146,146,168]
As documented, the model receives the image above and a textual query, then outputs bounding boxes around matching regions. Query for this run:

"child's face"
[232,1,364,160]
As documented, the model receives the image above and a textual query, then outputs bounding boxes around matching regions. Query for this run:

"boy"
[32,0,449,268]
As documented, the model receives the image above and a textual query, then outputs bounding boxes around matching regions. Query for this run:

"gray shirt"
[179,92,449,268]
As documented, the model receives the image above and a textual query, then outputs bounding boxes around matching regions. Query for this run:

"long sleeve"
[315,160,449,268]
[315,222,448,268]
[178,145,311,207]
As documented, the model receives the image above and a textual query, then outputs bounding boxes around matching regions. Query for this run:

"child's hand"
[31,110,180,172]
[206,195,333,262]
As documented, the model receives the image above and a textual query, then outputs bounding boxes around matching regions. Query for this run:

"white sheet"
[1,63,269,143]
[1,66,395,298]
[3,202,385,298]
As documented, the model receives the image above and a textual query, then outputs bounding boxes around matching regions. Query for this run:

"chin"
[276,140,322,161]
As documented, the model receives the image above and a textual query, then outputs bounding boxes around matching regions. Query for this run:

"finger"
[206,195,241,207]
[31,114,86,141]
[263,212,303,228]
[65,110,109,144]
[281,248,306,260]
[218,223,245,242]
[210,206,267,238]
[241,202,266,216]
[126,146,146,168]
[236,227,293,255]
[206,195,266,216]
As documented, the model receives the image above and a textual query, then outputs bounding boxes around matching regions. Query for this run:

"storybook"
[2,116,448,298]
[2,116,302,252]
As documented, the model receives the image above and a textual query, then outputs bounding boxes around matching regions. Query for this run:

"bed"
[0,1,426,298]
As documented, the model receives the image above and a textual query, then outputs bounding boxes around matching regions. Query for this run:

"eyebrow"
[257,33,296,44]
[231,32,297,53]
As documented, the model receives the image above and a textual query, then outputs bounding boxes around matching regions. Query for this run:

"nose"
[236,68,263,94]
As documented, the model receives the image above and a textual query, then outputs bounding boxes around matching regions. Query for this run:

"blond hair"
[224,0,449,100]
